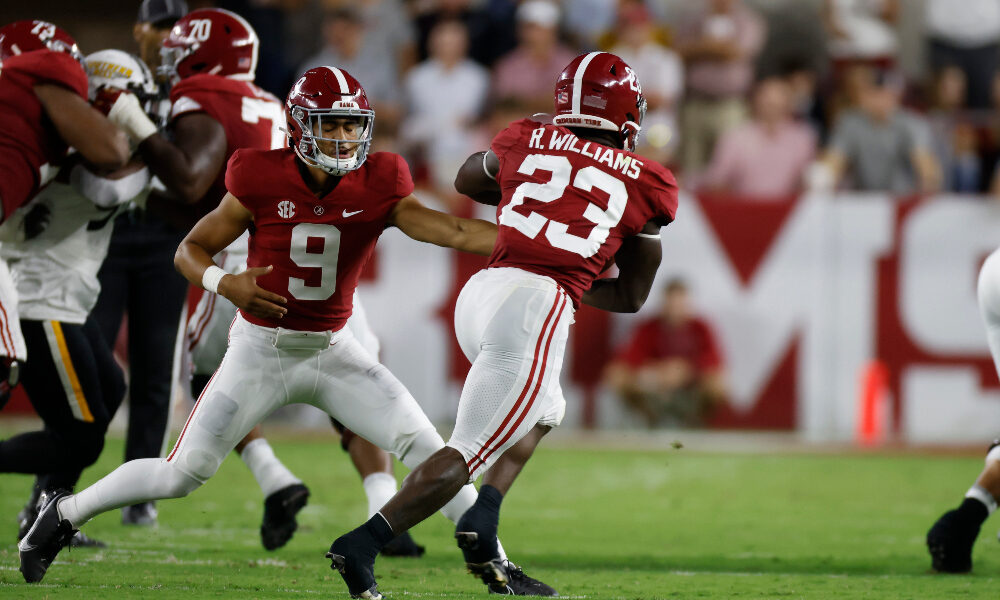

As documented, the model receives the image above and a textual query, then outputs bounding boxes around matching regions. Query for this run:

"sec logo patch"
[278,200,295,219]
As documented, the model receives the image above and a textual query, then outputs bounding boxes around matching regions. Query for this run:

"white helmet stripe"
[572,51,603,115]
[325,66,350,94]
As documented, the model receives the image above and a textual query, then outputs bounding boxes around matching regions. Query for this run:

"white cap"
[518,0,560,28]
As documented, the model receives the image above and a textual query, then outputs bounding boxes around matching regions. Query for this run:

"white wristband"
[202,265,228,294]
[107,91,158,143]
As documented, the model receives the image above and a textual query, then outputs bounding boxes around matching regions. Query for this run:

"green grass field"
[1,431,999,599]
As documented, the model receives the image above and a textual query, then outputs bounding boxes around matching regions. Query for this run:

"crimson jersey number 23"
[500,153,627,258]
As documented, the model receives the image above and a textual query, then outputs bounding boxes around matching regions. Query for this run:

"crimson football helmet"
[552,51,647,152]
[160,8,258,82]
[285,66,374,176]
[0,20,83,63]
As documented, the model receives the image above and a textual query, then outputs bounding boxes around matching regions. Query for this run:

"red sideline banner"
[5,193,1000,442]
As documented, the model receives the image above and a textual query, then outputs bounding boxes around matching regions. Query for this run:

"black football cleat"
[261,483,310,550]
[16,484,43,541]
[927,507,981,573]
[461,556,558,596]
[18,488,105,548]
[18,491,76,583]
[379,531,425,558]
[457,535,557,597]
[327,535,381,599]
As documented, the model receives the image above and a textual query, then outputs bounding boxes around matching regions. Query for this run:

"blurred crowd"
[190,0,1000,206]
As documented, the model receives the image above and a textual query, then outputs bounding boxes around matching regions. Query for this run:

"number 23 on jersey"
[500,153,628,259]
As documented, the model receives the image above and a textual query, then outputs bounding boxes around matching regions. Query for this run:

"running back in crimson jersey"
[0,50,89,222]
[487,117,679,304]
[169,73,286,214]
[225,147,414,332]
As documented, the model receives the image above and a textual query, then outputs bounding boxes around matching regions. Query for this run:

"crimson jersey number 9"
[499,154,628,258]
[287,223,340,300]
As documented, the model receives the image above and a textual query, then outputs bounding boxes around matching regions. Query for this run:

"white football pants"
[58,313,476,526]
[447,267,573,482]
[980,249,1000,382]
[189,286,380,374]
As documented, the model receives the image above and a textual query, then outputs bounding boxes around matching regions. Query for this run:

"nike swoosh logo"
[342,209,364,217]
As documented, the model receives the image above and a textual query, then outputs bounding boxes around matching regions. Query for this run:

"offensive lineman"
[328,51,677,599]
[0,20,130,402]
[19,65,552,595]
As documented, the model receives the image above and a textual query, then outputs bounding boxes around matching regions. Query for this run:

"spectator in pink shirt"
[700,77,817,199]
[492,0,576,115]
[675,0,767,176]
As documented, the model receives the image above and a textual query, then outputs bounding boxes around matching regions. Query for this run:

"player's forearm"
[136,135,212,204]
[583,235,661,312]
[581,279,647,313]
[174,239,221,289]
[35,85,130,171]
[452,218,498,256]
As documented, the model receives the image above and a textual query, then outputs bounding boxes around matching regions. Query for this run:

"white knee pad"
[156,460,204,498]
[978,249,1000,325]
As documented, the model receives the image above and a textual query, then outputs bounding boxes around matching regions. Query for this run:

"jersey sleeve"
[490,118,536,164]
[646,164,680,225]
[168,77,213,120]
[170,95,205,119]
[224,149,254,204]
[16,51,88,98]
[394,153,414,198]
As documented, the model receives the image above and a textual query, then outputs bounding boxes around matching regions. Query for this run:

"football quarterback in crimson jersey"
[329,51,677,598]
[120,7,425,554]
[20,65,552,596]
[83,7,315,541]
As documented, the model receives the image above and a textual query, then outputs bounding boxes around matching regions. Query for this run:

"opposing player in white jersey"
[927,252,1000,572]
[19,66,552,594]
[329,52,677,597]
[0,49,152,549]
